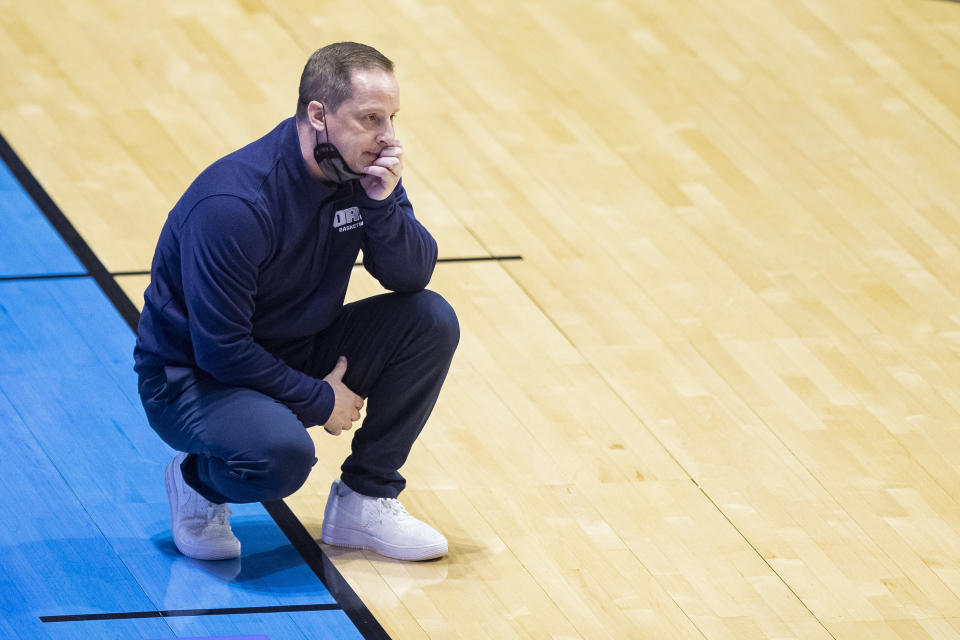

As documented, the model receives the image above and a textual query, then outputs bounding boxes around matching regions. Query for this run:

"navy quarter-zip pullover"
[134,117,438,427]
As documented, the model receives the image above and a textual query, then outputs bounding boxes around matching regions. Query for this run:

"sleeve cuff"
[356,180,402,210]
[300,379,336,427]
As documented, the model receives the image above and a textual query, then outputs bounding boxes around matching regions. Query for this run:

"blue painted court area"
[0,160,84,277]
[0,156,364,639]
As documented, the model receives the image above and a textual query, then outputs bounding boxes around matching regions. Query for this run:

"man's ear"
[307,101,326,132]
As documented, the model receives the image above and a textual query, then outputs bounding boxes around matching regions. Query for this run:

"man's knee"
[411,290,460,355]
[259,431,317,499]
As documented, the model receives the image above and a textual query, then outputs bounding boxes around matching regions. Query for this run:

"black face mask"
[313,107,366,183]
[313,139,366,183]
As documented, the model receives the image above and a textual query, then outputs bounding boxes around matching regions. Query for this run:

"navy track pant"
[137,290,459,503]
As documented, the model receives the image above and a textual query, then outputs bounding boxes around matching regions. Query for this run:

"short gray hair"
[296,42,394,120]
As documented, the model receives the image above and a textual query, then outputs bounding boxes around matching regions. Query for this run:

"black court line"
[40,603,340,623]
[0,131,392,639]
[264,500,390,638]
[436,254,522,263]
[0,256,524,284]
[109,255,524,274]
[110,254,525,273]
[0,272,90,282]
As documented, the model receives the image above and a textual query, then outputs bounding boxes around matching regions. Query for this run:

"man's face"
[323,68,400,174]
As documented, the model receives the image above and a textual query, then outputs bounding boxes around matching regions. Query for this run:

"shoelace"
[377,498,414,523]
[207,503,232,528]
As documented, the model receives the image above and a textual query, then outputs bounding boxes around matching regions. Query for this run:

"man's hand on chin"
[360,142,403,201]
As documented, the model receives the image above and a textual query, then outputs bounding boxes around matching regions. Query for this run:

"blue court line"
[0,136,382,639]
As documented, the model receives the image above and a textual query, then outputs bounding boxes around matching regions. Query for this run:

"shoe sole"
[165,456,240,561]
[321,522,448,561]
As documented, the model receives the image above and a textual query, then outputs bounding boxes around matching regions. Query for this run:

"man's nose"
[378,120,395,145]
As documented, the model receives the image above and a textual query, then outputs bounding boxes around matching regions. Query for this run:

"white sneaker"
[321,480,448,561]
[164,453,241,560]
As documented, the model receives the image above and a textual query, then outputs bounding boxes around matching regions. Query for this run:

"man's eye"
[366,114,379,123]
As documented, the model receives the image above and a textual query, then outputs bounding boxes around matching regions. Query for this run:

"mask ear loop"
[319,103,330,145]
[314,102,326,149]
[312,102,334,167]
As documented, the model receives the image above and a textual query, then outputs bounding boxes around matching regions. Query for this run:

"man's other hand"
[322,356,364,435]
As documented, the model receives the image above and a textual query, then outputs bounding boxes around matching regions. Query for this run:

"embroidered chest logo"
[332,206,363,232]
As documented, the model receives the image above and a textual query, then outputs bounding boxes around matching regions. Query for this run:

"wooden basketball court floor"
[2,0,960,638]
